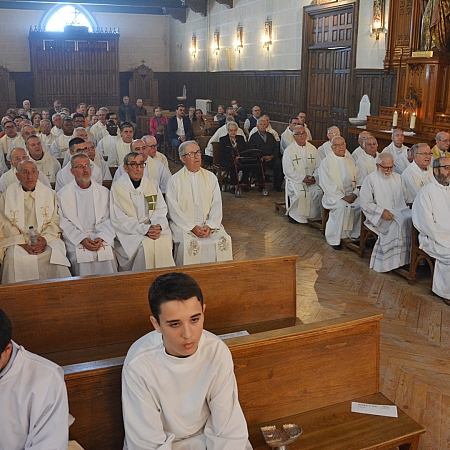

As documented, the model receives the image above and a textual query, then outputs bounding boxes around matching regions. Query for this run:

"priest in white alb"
[27,135,61,184]
[401,143,433,203]
[318,136,361,250]
[412,157,450,305]
[0,160,71,284]
[360,153,412,272]
[113,122,134,167]
[381,129,408,158]
[49,117,76,159]
[351,130,372,161]
[166,141,233,265]
[110,151,174,271]
[282,125,323,224]
[57,153,117,276]
[355,135,378,186]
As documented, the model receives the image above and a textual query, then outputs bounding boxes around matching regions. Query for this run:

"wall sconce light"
[190,34,197,58]
[235,24,243,53]
[370,0,386,39]
[212,30,220,55]
[263,19,272,51]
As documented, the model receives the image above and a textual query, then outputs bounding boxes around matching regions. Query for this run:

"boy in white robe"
[166,141,233,266]
[57,153,117,276]
[360,153,412,272]
[282,125,323,224]
[0,160,70,284]
[318,136,361,249]
[401,143,433,203]
[0,309,69,450]
[110,152,174,271]
[122,272,252,450]
[412,157,450,304]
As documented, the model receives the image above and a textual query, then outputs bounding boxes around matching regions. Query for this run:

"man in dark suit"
[248,117,283,192]
[167,104,194,149]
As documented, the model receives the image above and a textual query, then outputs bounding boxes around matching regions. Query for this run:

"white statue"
[357,95,371,120]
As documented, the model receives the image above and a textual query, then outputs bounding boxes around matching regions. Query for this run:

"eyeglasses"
[182,150,202,158]
[126,162,146,168]
[378,164,394,170]
[438,139,450,143]
[437,165,450,170]
[294,132,307,136]
[332,143,346,147]
[416,153,432,156]
[4,125,16,129]
[73,164,92,170]
[147,144,158,149]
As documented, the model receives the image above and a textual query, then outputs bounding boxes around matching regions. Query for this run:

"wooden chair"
[307,206,329,234]
[309,139,326,148]
[406,224,435,285]
[357,211,377,258]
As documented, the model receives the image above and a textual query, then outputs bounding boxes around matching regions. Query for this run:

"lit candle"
[410,113,416,130]
[392,111,398,127]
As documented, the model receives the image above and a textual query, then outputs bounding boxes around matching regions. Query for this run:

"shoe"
[288,216,300,224]
[274,187,283,192]
[229,187,236,194]
[331,244,342,250]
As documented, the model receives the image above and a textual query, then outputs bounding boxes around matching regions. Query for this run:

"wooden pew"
[63,313,424,450]
[1,255,297,366]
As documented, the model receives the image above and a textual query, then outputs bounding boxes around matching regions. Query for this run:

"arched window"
[40,4,98,32]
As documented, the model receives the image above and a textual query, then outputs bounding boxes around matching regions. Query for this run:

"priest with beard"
[360,153,412,272]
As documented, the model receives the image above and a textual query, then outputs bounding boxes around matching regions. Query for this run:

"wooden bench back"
[63,313,381,450]
[1,256,297,364]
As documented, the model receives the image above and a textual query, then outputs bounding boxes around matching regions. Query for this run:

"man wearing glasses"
[110,151,175,271]
[57,153,117,276]
[431,131,450,159]
[317,126,345,161]
[113,139,171,194]
[360,152,412,272]
[55,138,104,191]
[0,120,19,161]
[413,157,450,306]
[166,141,232,265]
[282,125,323,224]
[401,143,433,203]
[142,134,169,170]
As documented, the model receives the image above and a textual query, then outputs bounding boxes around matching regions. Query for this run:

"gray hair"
[256,117,267,125]
[16,160,37,173]
[226,121,238,132]
[40,119,51,125]
[362,136,377,148]
[391,128,403,138]
[433,157,442,169]
[178,140,199,159]
[70,153,90,168]
[123,151,140,165]
[52,113,62,120]
[411,143,428,157]
[327,126,340,134]
[376,152,393,165]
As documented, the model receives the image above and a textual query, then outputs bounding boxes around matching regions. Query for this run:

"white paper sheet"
[218,330,250,340]
[351,402,398,418]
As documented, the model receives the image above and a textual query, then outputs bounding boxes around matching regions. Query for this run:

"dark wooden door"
[302,1,356,141]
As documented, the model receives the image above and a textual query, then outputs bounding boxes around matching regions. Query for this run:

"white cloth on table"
[401,161,433,203]
[282,141,323,223]
[0,180,70,284]
[166,167,232,265]
[55,159,103,192]
[360,170,411,272]
[57,180,117,276]
[0,167,51,194]
[318,152,360,245]
[355,151,376,186]
[122,330,252,450]
[113,157,171,194]
[110,174,174,271]
[0,342,69,450]
[412,177,450,300]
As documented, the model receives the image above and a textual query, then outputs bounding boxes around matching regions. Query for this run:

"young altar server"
[122,272,252,450]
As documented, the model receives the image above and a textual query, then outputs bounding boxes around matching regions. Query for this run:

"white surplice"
[282,141,323,223]
[394,148,411,174]
[97,134,119,166]
[318,152,361,245]
[382,142,408,158]
[57,180,117,276]
[401,161,433,203]
[110,174,174,271]
[31,152,61,183]
[49,133,75,158]
[355,151,376,186]
[0,167,51,194]
[166,167,232,266]
[360,170,412,272]
[55,160,103,192]
[412,177,450,300]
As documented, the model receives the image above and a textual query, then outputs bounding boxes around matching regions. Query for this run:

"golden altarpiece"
[366,0,450,141]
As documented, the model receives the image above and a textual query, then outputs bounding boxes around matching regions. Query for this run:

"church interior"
[0,0,449,448]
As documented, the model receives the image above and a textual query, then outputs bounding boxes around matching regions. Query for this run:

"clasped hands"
[80,237,105,251]
[146,224,162,240]
[191,225,211,238]
[20,236,47,255]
